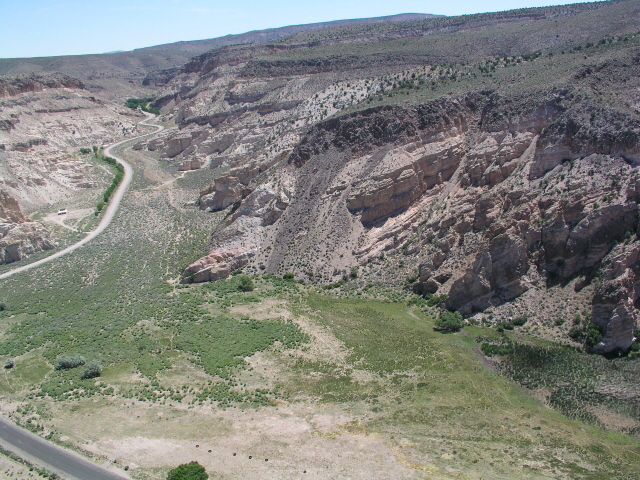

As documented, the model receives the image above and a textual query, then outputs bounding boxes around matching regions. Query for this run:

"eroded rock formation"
[0,190,55,264]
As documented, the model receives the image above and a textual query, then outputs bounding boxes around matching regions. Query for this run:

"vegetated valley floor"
[0,125,639,480]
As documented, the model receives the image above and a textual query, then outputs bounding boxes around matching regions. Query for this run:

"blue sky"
[1,0,589,58]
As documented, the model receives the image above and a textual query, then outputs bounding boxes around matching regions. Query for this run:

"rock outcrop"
[181,247,254,283]
[151,2,640,354]
[0,190,55,264]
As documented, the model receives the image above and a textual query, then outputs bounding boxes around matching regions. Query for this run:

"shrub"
[405,272,419,283]
[81,360,102,380]
[167,461,208,480]
[496,321,514,331]
[569,326,584,340]
[555,318,565,326]
[55,355,85,370]
[481,343,514,356]
[0,301,7,311]
[425,293,447,307]
[585,323,603,346]
[237,275,254,292]
[434,311,463,332]
[79,147,92,155]
[512,316,528,326]
[4,358,14,369]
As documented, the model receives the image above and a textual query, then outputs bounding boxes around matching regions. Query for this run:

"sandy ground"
[42,208,95,232]
[67,400,425,480]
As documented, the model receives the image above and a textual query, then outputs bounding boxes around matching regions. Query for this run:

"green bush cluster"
[80,360,102,379]
[102,158,125,204]
[481,342,514,356]
[237,274,255,292]
[93,154,125,215]
[167,461,208,480]
[434,311,463,332]
[54,355,85,370]
[173,315,308,378]
[499,342,640,430]
[585,323,603,346]
[512,316,528,326]
[495,321,514,332]
[125,97,160,115]
[424,293,448,307]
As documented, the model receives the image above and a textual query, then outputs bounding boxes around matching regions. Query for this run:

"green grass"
[279,295,640,478]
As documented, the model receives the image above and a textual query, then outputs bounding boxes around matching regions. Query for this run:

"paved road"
[0,112,164,281]
[0,112,164,478]
[0,417,128,480]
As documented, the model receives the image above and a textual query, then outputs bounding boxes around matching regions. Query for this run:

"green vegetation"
[236,274,254,292]
[481,341,514,356]
[500,342,640,433]
[4,358,14,369]
[167,462,208,480]
[512,316,528,326]
[54,355,85,371]
[80,360,102,380]
[585,322,603,346]
[125,97,160,115]
[434,310,463,332]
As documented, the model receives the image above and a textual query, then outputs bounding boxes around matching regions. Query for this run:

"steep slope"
[145,1,640,353]
[0,189,55,264]
[0,73,146,263]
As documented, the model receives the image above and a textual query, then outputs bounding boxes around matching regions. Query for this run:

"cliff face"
[158,2,640,354]
[0,73,142,212]
[0,73,144,264]
[178,87,640,353]
[0,190,55,264]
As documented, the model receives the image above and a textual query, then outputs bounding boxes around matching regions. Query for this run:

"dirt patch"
[76,402,423,480]
[586,404,639,431]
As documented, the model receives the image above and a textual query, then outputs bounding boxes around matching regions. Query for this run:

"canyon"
[1,3,640,478]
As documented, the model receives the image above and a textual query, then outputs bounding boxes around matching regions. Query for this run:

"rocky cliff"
[0,190,55,264]
[0,73,143,264]
[153,2,640,354]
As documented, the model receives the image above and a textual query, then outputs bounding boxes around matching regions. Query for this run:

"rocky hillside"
[137,1,640,354]
[0,14,434,100]
[0,73,143,212]
[0,73,145,262]
[0,189,55,264]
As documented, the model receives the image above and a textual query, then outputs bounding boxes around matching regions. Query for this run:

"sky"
[0,0,591,58]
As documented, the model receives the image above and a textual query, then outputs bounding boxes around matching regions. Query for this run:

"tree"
[585,323,602,346]
[434,311,463,332]
[0,301,7,311]
[237,275,254,292]
[80,360,102,379]
[167,462,208,480]
[55,355,85,370]
[4,358,14,369]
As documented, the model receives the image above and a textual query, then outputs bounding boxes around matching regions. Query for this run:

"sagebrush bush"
[55,355,85,370]
[81,360,102,380]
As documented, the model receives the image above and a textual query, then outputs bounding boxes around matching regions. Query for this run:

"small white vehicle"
[57,209,67,215]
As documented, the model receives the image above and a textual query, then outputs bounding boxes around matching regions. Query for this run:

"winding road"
[0,112,163,281]
[0,112,165,478]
